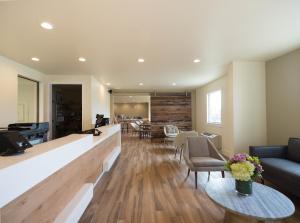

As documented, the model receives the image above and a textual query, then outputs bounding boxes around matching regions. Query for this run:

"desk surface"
[0,134,89,170]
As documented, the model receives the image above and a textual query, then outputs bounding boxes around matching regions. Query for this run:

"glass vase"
[235,180,253,196]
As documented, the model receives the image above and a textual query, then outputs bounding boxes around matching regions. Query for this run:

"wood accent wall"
[0,132,120,223]
[150,92,192,138]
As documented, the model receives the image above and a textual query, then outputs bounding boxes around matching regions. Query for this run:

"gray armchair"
[174,131,199,162]
[184,136,226,188]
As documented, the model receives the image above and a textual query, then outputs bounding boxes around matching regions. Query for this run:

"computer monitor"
[95,114,109,128]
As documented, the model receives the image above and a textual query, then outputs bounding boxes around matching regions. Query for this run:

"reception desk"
[0,124,121,223]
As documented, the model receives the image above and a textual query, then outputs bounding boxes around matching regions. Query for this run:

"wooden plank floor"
[80,135,300,223]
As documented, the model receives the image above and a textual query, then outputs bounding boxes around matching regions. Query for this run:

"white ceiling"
[0,0,300,90]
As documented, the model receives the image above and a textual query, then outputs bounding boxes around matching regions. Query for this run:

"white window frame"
[206,90,222,125]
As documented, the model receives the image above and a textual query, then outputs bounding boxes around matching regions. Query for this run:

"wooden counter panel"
[0,132,120,223]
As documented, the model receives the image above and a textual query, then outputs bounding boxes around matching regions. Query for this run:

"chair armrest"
[249,145,288,158]
[208,140,226,161]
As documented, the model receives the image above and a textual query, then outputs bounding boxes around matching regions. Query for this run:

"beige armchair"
[163,125,179,144]
[184,136,226,188]
[174,131,199,162]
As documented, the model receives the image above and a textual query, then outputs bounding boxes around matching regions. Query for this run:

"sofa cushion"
[261,158,300,197]
[261,158,300,179]
[190,157,225,167]
[287,138,300,163]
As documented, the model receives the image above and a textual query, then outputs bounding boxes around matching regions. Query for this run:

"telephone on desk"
[92,129,102,136]
[81,114,109,136]
[81,128,102,136]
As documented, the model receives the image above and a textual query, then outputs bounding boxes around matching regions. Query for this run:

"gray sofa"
[249,138,300,197]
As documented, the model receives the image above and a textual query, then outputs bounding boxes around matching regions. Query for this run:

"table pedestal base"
[224,211,267,223]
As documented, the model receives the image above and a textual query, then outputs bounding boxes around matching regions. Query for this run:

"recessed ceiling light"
[172,83,177,86]
[138,58,145,63]
[106,83,111,86]
[78,57,86,62]
[193,59,201,63]
[139,83,144,86]
[129,96,133,98]
[31,57,40,62]
[40,22,54,30]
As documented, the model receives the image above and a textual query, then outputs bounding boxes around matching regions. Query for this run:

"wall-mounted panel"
[150,92,192,138]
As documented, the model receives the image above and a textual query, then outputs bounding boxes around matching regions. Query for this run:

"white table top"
[205,178,295,221]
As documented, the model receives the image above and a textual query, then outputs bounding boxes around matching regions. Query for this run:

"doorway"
[52,85,82,139]
[17,76,39,123]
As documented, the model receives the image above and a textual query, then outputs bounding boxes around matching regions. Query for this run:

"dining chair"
[130,122,140,136]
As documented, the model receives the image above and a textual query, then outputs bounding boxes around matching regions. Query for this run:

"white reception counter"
[0,124,121,223]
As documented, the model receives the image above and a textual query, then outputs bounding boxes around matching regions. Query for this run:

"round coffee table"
[205,178,295,223]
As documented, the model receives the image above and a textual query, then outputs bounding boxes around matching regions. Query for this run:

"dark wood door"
[52,85,82,139]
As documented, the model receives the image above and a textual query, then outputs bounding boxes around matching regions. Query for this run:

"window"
[17,76,39,123]
[207,90,221,124]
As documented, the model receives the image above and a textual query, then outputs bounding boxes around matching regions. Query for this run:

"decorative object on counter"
[226,153,263,195]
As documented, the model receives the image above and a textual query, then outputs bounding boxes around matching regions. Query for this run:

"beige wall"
[0,55,46,127]
[233,61,267,153]
[196,67,234,156]
[91,76,111,123]
[266,48,300,144]
[196,61,267,156]
[0,55,110,132]
[114,103,149,119]
[112,94,151,120]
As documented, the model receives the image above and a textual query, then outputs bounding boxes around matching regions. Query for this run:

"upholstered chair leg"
[221,171,225,178]
[187,168,190,177]
[207,171,211,181]
[195,171,198,189]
